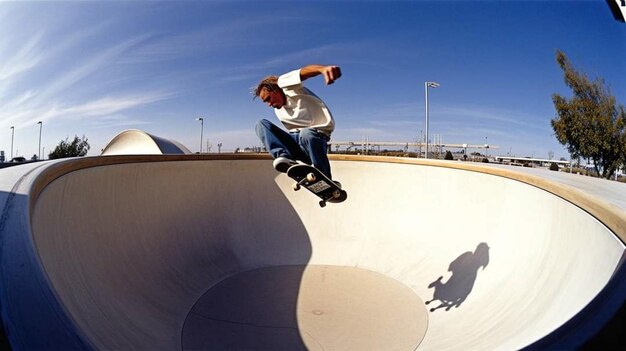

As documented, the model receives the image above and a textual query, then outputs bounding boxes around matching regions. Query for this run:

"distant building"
[494,156,570,168]
[0,151,4,163]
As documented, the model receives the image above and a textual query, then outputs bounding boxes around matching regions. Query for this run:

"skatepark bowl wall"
[0,154,625,350]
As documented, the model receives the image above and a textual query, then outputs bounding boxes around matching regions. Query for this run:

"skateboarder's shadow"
[425,242,490,312]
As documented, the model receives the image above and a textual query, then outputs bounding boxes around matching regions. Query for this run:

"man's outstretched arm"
[299,65,342,85]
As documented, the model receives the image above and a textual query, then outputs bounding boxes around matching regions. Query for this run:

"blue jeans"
[256,119,332,179]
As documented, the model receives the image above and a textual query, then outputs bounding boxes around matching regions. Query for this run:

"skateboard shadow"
[425,242,490,312]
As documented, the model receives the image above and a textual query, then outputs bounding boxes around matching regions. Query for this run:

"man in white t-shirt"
[253,64,341,181]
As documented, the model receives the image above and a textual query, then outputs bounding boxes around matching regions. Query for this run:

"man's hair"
[252,75,279,100]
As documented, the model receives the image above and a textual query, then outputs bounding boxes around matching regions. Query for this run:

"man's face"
[259,88,285,109]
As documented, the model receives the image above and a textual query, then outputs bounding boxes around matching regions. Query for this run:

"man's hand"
[321,65,341,85]
[300,65,342,85]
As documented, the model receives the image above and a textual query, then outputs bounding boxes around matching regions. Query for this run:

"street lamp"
[37,121,43,160]
[195,117,204,153]
[484,136,488,158]
[10,126,14,159]
[424,81,440,159]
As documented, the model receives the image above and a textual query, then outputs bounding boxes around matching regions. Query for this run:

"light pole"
[37,121,42,160]
[196,117,204,153]
[424,81,440,159]
[484,136,488,158]
[10,126,14,159]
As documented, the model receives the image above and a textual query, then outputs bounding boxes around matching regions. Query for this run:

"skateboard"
[286,164,347,207]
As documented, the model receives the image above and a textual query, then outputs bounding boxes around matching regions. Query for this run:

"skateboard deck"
[286,164,347,207]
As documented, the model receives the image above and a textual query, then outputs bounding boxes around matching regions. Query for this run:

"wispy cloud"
[0,19,113,97]
[229,39,391,86]
[35,34,150,102]
[333,101,554,147]
[122,16,280,64]
[62,93,174,118]
[90,115,153,129]
[0,19,170,131]
[369,120,420,128]
[0,31,44,81]
[336,127,407,141]
[436,105,548,131]
[5,91,173,128]
[212,44,342,83]
[262,44,346,69]
[361,102,551,132]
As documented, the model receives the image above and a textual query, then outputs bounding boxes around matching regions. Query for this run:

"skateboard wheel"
[293,183,301,191]
[307,173,316,182]
[319,200,326,208]
[332,189,341,198]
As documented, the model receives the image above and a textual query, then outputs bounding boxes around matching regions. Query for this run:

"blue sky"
[1,1,624,160]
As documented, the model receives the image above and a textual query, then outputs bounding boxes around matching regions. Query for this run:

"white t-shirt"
[275,69,335,135]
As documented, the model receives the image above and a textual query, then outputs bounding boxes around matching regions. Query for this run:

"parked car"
[10,157,26,163]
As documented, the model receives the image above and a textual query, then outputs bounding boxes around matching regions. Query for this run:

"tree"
[621,117,626,169]
[444,150,454,160]
[551,50,626,179]
[549,162,559,171]
[48,135,90,159]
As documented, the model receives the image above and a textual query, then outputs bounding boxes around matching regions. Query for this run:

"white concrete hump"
[101,129,191,155]
[1,155,624,350]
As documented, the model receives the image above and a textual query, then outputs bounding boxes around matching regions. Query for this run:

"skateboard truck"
[287,165,347,208]
[293,172,342,207]
[293,172,316,191]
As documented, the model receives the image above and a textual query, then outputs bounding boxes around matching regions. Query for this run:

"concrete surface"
[101,129,191,155]
[1,155,625,350]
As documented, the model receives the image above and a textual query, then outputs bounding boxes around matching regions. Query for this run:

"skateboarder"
[253,64,341,182]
